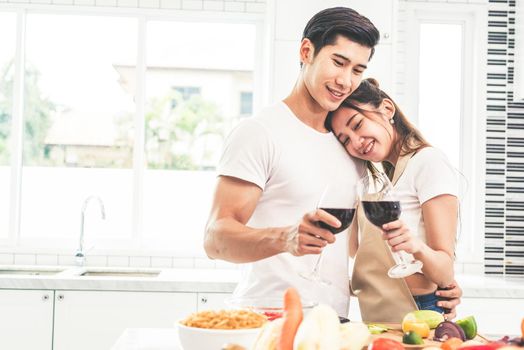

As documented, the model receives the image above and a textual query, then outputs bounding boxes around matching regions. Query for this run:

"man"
[204,7,461,317]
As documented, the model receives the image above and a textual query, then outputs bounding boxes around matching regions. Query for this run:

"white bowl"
[177,321,262,350]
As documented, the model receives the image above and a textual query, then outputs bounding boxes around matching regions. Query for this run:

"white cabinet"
[197,292,231,311]
[53,290,196,350]
[0,289,54,350]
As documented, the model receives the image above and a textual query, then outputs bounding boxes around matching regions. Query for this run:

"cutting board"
[367,324,489,349]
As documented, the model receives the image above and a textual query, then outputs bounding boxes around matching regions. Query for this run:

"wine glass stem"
[312,252,324,274]
[394,251,409,264]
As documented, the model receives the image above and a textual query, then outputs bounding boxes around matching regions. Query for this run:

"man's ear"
[299,38,315,65]
[381,98,396,119]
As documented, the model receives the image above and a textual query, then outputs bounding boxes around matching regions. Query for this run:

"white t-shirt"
[217,101,362,316]
[394,147,458,261]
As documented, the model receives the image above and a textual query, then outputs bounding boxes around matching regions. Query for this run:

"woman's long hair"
[326,78,431,178]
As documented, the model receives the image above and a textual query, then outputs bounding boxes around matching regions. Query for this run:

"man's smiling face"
[301,35,372,113]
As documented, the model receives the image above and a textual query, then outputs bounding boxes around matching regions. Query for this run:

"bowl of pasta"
[177,309,267,350]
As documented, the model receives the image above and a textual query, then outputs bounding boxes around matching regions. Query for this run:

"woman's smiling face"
[330,101,396,163]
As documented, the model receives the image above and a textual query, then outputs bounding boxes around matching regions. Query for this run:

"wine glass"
[358,172,423,278]
[300,182,357,284]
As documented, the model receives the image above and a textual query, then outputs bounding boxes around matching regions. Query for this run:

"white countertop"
[111,329,180,350]
[0,265,523,299]
[456,273,524,298]
[0,266,239,293]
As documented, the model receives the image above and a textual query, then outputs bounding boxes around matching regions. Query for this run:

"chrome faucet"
[75,196,106,266]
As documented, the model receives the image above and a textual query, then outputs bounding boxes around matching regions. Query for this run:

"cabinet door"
[53,290,196,350]
[0,289,53,350]
[458,298,522,337]
[197,292,231,311]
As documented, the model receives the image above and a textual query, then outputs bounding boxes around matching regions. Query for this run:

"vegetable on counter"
[293,304,341,349]
[456,316,478,340]
[367,337,404,350]
[367,324,391,334]
[402,310,445,330]
[403,331,424,345]
[278,288,303,350]
[434,321,466,342]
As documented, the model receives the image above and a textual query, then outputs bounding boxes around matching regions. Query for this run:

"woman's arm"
[381,193,457,287]
[416,194,457,287]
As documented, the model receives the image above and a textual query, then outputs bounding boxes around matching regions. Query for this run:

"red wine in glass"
[361,201,401,228]
[318,208,356,234]
[300,182,357,284]
[358,172,423,279]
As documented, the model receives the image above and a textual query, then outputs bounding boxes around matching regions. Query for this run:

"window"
[0,12,16,239]
[171,87,201,108]
[405,4,486,263]
[240,91,253,115]
[418,23,462,169]
[1,10,259,255]
[142,21,256,253]
[19,13,137,245]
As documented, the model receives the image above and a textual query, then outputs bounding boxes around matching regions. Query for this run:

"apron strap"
[391,151,416,186]
[350,151,419,322]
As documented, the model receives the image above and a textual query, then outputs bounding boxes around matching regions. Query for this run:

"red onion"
[433,321,466,342]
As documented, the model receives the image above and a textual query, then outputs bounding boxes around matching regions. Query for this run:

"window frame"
[0,4,265,256]
[404,3,487,263]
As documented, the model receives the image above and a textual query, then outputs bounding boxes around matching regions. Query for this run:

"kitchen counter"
[0,265,522,299]
[0,265,239,293]
[111,329,180,350]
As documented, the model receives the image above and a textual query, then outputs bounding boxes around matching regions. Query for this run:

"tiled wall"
[0,252,238,269]
[0,0,266,13]
[397,0,524,276]
[0,251,482,273]
[484,0,524,276]
[402,0,486,3]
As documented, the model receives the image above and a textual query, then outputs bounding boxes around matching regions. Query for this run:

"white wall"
[0,0,266,13]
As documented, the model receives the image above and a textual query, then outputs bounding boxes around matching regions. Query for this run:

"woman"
[326,78,459,320]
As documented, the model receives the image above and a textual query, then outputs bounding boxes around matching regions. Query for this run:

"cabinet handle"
[42,294,49,301]
[383,33,390,39]
[200,296,208,304]
[57,294,65,301]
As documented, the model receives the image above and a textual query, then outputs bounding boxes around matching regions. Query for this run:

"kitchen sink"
[0,267,65,276]
[79,269,160,278]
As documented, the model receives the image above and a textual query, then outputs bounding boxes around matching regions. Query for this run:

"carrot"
[277,287,303,350]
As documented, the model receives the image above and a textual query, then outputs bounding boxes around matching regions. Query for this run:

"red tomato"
[368,338,404,350]
[262,311,282,321]
[459,345,505,350]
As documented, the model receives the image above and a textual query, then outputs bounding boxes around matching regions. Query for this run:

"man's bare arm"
[204,176,339,263]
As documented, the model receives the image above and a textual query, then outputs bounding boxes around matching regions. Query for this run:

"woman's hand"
[381,220,423,254]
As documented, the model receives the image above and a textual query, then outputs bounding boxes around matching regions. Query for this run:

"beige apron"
[350,153,418,323]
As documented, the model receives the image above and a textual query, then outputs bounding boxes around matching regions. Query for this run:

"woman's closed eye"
[338,135,350,147]
[353,119,363,131]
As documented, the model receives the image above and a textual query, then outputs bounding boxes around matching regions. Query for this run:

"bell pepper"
[367,338,404,350]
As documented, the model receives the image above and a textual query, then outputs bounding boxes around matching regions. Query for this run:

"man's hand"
[284,209,339,256]
[436,281,462,320]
